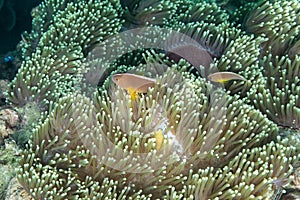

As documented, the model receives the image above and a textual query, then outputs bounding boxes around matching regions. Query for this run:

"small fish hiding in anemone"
[208,71,247,83]
[3,55,14,63]
[112,73,156,100]
[270,178,291,200]
[166,44,214,70]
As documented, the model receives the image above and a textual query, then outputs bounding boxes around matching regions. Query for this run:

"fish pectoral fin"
[127,87,138,101]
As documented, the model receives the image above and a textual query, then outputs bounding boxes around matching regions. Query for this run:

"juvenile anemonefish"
[112,73,156,100]
[208,72,247,83]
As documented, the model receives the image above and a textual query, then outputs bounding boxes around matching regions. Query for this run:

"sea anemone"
[4,0,299,199]
[17,63,295,199]
[248,54,300,129]
[7,0,122,109]
[244,0,300,57]
[121,0,178,29]
[243,0,300,129]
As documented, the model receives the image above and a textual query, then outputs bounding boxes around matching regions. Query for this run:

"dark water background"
[0,0,42,54]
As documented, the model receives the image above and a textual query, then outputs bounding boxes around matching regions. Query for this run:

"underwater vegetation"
[3,0,300,199]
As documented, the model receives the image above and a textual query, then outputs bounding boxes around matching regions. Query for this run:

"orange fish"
[167,44,213,70]
[208,72,247,83]
[112,73,156,100]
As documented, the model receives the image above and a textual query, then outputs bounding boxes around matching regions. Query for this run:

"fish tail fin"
[154,129,164,150]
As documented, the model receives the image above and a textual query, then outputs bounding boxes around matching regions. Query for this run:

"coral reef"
[4,177,33,200]
[3,0,300,199]
[0,140,21,199]
[0,80,9,106]
[0,108,19,145]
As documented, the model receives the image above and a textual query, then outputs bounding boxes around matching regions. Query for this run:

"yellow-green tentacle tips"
[9,0,300,199]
